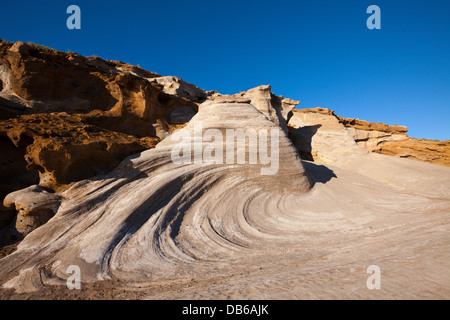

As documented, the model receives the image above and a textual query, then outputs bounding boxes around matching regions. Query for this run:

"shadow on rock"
[302,161,337,186]
[289,124,322,161]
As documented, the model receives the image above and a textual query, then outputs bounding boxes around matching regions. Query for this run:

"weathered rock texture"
[1,88,449,300]
[210,84,300,133]
[0,41,449,300]
[0,40,199,244]
[290,108,448,194]
[290,108,450,167]
[371,138,450,166]
[3,185,61,240]
[149,76,213,103]
[0,88,314,293]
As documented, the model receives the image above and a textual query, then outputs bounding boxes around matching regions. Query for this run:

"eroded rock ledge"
[0,39,448,257]
[0,40,202,245]
[290,108,449,167]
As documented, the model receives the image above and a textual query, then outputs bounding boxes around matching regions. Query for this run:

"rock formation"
[371,138,450,166]
[290,107,450,167]
[209,85,300,134]
[0,40,200,245]
[0,87,312,293]
[149,76,213,103]
[0,40,449,300]
[289,108,449,197]
[3,185,61,240]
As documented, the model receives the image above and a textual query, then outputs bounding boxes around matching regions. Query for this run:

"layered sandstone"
[0,41,449,300]
[209,84,300,133]
[0,86,313,293]
[290,108,449,167]
[0,40,199,244]
[372,138,450,167]
[0,86,449,300]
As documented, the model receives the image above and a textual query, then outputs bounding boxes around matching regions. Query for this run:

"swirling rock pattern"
[0,96,312,291]
[0,93,449,299]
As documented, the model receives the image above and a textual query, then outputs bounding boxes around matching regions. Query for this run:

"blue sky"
[1,0,449,140]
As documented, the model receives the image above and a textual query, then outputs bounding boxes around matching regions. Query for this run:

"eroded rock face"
[290,108,449,167]
[288,108,450,198]
[346,127,407,150]
[0,40,199,241]
[0,40,200,119]
[3,185,61,242]
[289,108,364,163]
[340,114,449,167]
[208,85,299,133]
[0,89,312,293]
[0,40,200,189]
[149,76,213,103]
[0,113,158,190]
[371,138,450,167]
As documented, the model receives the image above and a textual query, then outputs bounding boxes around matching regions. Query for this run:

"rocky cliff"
[0,41,449,299]
[0,40,204,244]
[289,107,449,167]
[1,40,449,247]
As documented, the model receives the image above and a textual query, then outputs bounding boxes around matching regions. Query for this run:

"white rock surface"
[0,91,311,292]
[289,110,450,197]
[346,127,408,150]
[149,76,210,103]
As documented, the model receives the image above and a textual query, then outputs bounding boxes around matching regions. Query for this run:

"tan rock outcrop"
[209,85,300,133]
[0,40,199,242]
[289,108,364,163]
[371,138,450,167]
[338,116,408,134]
[1,87,449,300]
[291,108,449,167]
[149,76,212,103]
[289,108,450,197]
[3,185,61,241]
[0,40,199,189]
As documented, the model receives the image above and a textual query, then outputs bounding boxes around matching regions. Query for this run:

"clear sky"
[1,0,449,140]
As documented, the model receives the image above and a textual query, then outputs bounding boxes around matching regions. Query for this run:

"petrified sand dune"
[291,108,450,167]
[0,96,312,292]
[1,89,449,299]
[0,40,206,244]
[289,109,450,197]
[0,41,449,300]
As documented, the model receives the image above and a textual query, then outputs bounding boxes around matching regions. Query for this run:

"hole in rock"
[0,135,40,208]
